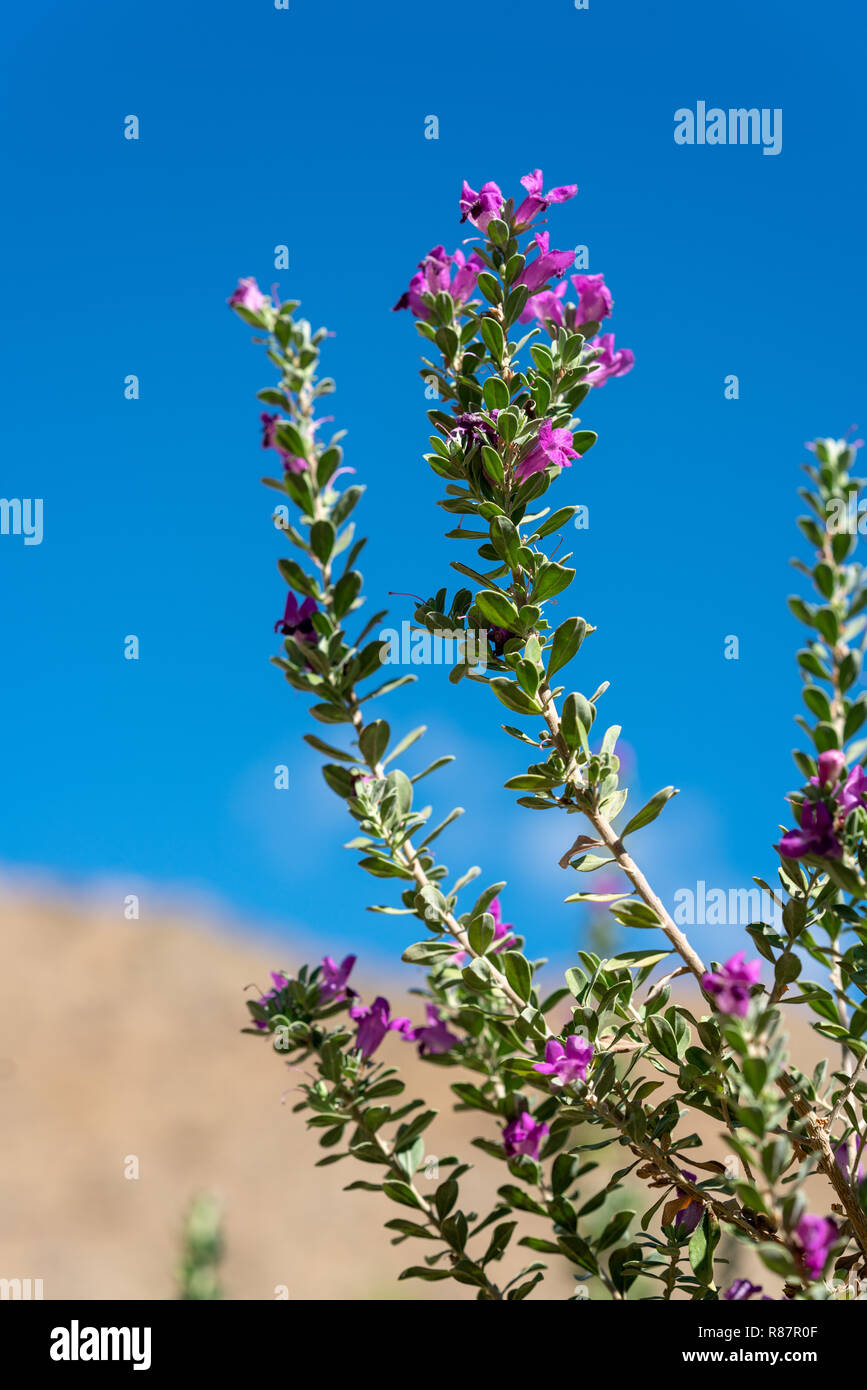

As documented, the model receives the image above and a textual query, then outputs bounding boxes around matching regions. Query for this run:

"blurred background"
[0,0,863,1297]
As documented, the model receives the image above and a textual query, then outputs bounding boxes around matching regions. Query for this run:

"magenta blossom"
[503,1112,549,1159]
[571,273,613,325]
[834,1135,865,1184]
[349,997,413,1059]
[702,951,761,1017]
[486,626,515,657]
[814,749,847,788]
[724,1279,768,1301]
[260,413,308,475]
[393,245,483,319]
[839,764,867,817]
[518,282,568,327]
[452,896,515,964]
[518,232,576,293]
[533,1035,594,1086]
[253,972,289,1030]
[450,412,499,450]
[515,417,581,482]
[777,798,842,861]
[459,179,504,232]
[794,1213,836,1281]
[673,1171,703,1235]
[228,276,266,313]
[406,1005,460,1057]
[514,168,577,228]
[275,593,317,640]
[585,333,635,387]
[319,954,356,1004]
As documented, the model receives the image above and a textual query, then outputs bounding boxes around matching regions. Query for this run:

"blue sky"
[2,0,865,972]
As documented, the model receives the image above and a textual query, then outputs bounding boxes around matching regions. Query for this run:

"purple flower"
[794,1213,836,1281]
[253,971,289,1030]
[839,764,867,817]
[275,593,317,640]
[409,1005,460,1057]
[724,1279,767,1301]
[459,179,504,232]
[452,896,515,964]
[815,749,847,788]
[260,412,308,475]
[533,1035,594,1086]
[450,412,499,449]
[515,417,581,482]
[673,1171,703,1235]
[585,333,635,387]
[349,997,413,1059]
[571,273,613,325]
[514,168,577,227]
[451,249,485,303]
[228,277,266,312]
[834,1135,865,1184]
[517,232,576,293]
[319,954,356,1004]
[489,896,516,949]
[486,626,515,657]
[518,282,568,327]
[393,246,483,319]
[778,798,842,861]
[503,1112,549,1159]
[702,951,762,1018]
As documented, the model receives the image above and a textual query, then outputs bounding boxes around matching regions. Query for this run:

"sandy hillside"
[0,886,827,1301]
[0,887,575,1300]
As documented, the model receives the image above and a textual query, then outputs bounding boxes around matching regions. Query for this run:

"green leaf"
[310,519,335,566]
[435,1179,459,1219]
[483,375,509,410]
[645,1014,681,1061]
[595,1209,635,1252]
[502,951,533,1001]
[498,1185,548,1216]
[359,720,390,767]
[620,787,678,837]
[608,898,660,929]
[310,703,353,724]
[531,506,580,540]
[333,569,362,617]
[402,941,459,965]
[490,516,521,571]
[303,733,354,761]
[382,1180,424,1209]
[803,686,832,722]
[547,617,588,678]
[688,1211,718,1286]
[278,556,320,599]
[489,678,542,715]
[476,589,521,630]
[533,563,575,602]
[477,272,503,305]
[609,1243,642,1294]
[480,317,505,362]
[561,692,593,754]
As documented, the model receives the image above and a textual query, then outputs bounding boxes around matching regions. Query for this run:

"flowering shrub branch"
[228,176,867,1300]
